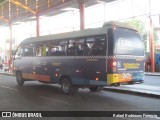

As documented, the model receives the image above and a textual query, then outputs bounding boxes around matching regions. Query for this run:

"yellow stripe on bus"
[107,74,132,85]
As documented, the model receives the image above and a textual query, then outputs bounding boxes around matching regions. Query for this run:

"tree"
[124,18,159,51]
[124,18,146,39]
[153,29,159,44]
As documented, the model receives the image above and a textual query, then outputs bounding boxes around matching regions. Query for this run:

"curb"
[103,87,160,99]
[0,72,14,76]
[145,72,160,76]
[145,74,160,76]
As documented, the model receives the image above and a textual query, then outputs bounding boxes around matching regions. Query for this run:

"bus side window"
[85,37,94,56]
[42,45,47,56]
[50,40,67,56]
[82,39,90,56]
[36,45,42,56]
[15,45,23,58]
[67,39,85,56]
[90,36,105,56]
[68,40,77,56]
[23,44,34,57]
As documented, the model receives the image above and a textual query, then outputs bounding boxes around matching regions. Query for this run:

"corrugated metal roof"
[0,0,73,25]
[0,0,117,25]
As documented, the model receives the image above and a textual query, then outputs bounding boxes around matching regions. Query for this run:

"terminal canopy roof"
[0,0,116,26]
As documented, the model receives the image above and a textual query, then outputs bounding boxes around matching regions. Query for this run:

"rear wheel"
[89,86,104,92]
[128,81,134,85]
[114,83,120,86]
[16,72,24,85]
[61,78,78,95]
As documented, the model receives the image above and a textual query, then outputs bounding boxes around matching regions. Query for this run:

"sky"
[0,0,160,52]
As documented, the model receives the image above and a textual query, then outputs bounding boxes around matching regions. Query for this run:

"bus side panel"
[14,57,33,78]
[14,57,51,82]
[14,56,107,86]
[60,58,107,86]
[34,57,107,86]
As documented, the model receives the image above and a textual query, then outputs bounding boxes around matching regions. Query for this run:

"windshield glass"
[114,28,144,56]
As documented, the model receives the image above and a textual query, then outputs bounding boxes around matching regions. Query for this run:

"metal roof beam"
[0,0,8,7]
[8,0,36,15]
[0,1,8,23]
[0,16,9,22]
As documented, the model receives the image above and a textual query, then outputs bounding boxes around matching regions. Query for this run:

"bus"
[13,21,145,94]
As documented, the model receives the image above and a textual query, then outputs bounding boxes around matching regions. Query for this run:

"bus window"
[23,44,34,56]
[87,36,106,56]
[114,28,144,56]
[68,40,78,56]
[82,39,90,56]
[35,45,42,56]
[50,40,67,56]
[15,45,23,58]
[42,45,47,56]
[67,39,85,56]
[35,42,48,57]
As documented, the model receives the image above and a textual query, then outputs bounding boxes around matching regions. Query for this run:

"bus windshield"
[114,28,144,56]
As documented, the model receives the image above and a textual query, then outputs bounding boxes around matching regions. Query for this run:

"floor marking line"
[1,86,18,91]
[40,96,72,106]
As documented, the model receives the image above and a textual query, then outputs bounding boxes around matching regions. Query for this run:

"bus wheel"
[16,72,24,86]
[89,86,103,92]
[61,78,78,95]
[98,86,104,91]
[114,83,120,86]
[128,81,134,85]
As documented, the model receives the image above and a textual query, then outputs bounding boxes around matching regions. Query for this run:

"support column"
[149,17,155,72]
[79,0,85,30]
[159,15,160,25]
[9,23,12,62]
[5,41,6,58]
[36,14,40,37]
[159,15,160,34]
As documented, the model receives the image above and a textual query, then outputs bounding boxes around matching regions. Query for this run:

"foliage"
[124,18,159,51]
[153,29,159,44]
[124,18,146,38]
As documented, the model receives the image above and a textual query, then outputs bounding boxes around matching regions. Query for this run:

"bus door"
[33,45,51,83]
[14,45,24,73]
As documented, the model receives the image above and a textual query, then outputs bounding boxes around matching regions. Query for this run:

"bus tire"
[16,71,24,86]
[114,83,120,86]
[89,86,103,92]
[98,86,104,91]
[61,78,78,95]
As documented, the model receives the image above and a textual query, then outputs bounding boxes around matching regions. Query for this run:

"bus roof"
[20,21,137,45]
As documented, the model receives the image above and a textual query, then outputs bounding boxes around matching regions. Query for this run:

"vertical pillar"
[71,10,74,31]
[159,15,160,34]
[159,15,160,25]
[79,0,85,30]
[149,17,155,72]
[36,14,40,37]
[104,3,106,23]
[5,41,6,58]
[9,23,12,62]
